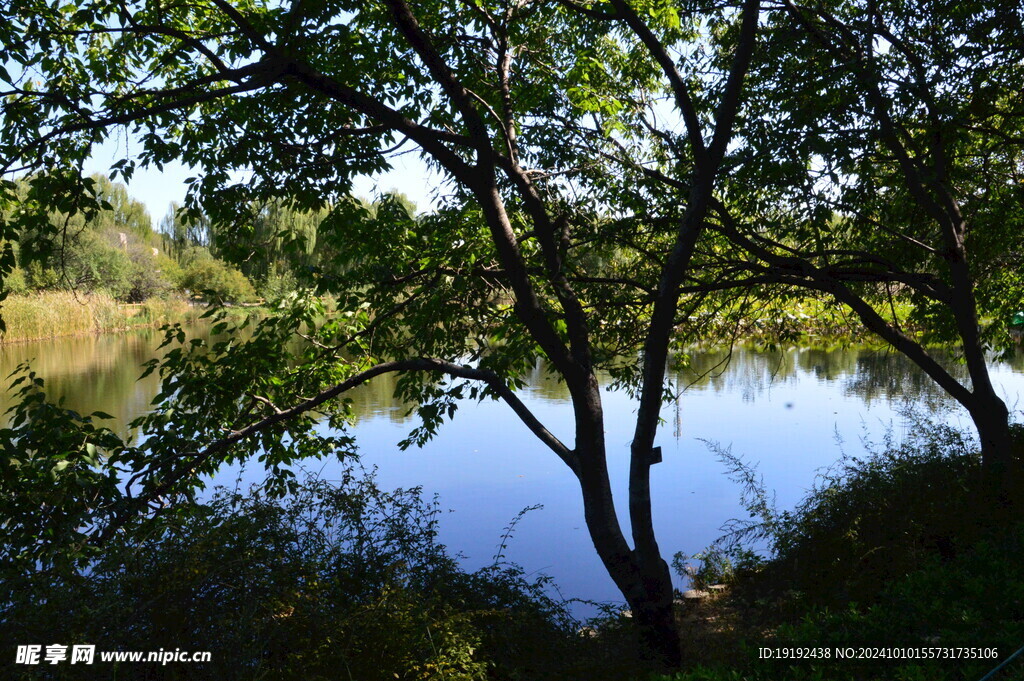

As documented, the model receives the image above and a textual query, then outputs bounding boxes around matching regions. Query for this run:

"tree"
[715,0,1024,497]
[562,0,1024,502]
[2,174,181,300]
[180,251,258,303]
[0,0,762,666]
[159,201,212,256]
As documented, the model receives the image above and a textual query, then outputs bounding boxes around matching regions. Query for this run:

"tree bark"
[571,375,681,667]
[968,392,1015,507]
[577,464,681,668]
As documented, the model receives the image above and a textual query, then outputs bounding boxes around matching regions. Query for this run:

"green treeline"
[5,174,420,312]
[3,174,256,305]
[0,175,418,342]
[159,188,417,304]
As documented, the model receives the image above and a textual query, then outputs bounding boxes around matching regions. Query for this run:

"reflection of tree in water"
[1,331,1013,436]
[672,347,806,401]
[0,329,164,433]
[997,347,1024,373]
[344,372,414,425]
[842,349,968,408]
[672,346,972,411]
[329,346,993,421]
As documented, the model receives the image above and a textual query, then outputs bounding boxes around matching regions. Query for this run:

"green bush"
[662,424,1024,681]
[3,266,29,295]
[754,424,984,605]
[19,230,134,298]
[23,259,60,290]
[181,256,257,303]
[122,245,175,302]
[259,268,298,305]
[0,468,636,681]
[154,253,185,289]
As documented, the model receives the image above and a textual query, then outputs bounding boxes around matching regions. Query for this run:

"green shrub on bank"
[662,424,1024,681]
[4,267,29,295]
[756,424,985,605]
[181,255,257,303]
[259,268,299,305]
[0,468,642,681]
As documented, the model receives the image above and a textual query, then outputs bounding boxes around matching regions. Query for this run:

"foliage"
[181,254,258,303]
[1,467,640,681]
[658,423,1024,680]
[3,267,28,295]
[0,365,127,574]
[713,0,1024,471]
[1,174,256,307]
[259,267,299,306]
[153,252,186,289]
[55,228,135,298]
[698,421,999,603]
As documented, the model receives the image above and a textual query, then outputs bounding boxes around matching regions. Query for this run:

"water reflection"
[0,330,164,431]
[0,332,1013,435]
[5,331,1024,608]
[677,346,970,408]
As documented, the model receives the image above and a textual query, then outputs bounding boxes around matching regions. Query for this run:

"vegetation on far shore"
[0,291,203,343]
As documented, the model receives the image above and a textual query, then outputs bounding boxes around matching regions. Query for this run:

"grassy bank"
[0,291,202,343]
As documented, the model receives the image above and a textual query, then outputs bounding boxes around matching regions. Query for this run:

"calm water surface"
[5,329,1024,609]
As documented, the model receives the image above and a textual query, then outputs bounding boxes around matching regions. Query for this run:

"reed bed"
[0,292,199,343]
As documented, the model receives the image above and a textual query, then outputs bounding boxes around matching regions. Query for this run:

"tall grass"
[0,291,199,343]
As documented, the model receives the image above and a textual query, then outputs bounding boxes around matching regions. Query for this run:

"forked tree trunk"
[570,379,681,667]
[578,476,681,667]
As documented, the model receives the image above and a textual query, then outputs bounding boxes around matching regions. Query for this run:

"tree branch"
[97,358,577,544]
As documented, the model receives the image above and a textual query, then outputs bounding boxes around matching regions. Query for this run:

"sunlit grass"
[0,291,199,343]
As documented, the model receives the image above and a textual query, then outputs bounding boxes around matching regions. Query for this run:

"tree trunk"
[946,254,1018,507]
[968,392,1016,510]
[627,556,680,668]
[579,485,681,667]
[571,379,681,668]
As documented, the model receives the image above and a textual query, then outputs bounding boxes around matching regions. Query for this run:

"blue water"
[7,333,1023,613]
[218,348,1024,611]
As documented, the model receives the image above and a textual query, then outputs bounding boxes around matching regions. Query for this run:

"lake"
[4,328,1024,611]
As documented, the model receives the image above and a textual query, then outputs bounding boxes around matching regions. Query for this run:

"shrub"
[662,422,1024,681]
[123,245,174,302]
[694,422,991,605]
[154,253,184,289]
[181,256,257,303]
[0,468,634,681]
[3,267,29,295]
[20,230,134,298]
[23,259,60,290]
[259,268,298,305]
